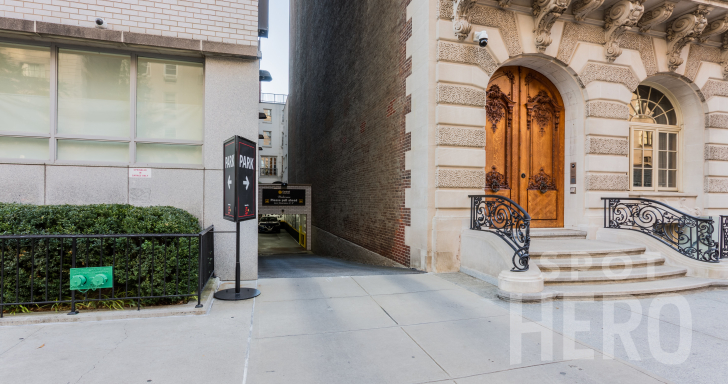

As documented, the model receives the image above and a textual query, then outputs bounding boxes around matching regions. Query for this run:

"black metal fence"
[603,198,719,262]
[0,226,215,317]
[469,195,531,271]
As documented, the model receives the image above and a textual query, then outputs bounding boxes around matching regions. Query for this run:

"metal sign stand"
[215,135,260,301]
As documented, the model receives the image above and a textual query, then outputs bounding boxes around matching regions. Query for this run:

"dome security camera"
[95,17,108,29]
[474,30,489,48]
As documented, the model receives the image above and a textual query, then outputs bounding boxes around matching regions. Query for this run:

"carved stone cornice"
[452,0,477,41]
[603,0,646,63]
[699,15,728,43]
[720,33,728,80]
[572,0,605,22]
[666,5,712,71]
[498,0,512,8]
[637,1,677,33]
[533,0,573,53]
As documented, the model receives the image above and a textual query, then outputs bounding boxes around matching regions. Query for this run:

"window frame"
[260,155,277,176]
[262,131,272,147]
[628,83,682,192]
[263,108,272,123]
[0,37,205,168]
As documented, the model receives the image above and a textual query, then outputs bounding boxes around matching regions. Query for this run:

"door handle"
[521,173,526,179]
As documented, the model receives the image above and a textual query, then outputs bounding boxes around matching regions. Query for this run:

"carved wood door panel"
[485,67,564,228]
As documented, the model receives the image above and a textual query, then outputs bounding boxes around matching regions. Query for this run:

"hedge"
[0,204,202,311]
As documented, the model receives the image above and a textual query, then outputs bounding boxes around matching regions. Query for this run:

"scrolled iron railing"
[719,216,728,259]
[469,195,531,272]
[0,226,215,317]
[602,198,719,263]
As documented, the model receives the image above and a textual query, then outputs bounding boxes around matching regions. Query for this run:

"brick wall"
[0,0,258,45]
[288,0,412,266]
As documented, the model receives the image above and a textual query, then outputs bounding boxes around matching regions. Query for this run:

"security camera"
[94,18,108,29]
[474,30,489,48]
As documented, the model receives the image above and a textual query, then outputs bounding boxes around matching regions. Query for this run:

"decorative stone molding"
[699,15,728,43]
[684,44,721,81]
[585,101,630,120]
[438,1,523,57]
[437,126,486,147]
[572,0,605,22]
[637,1,677,33]
[705,144,728,161]
[701,79,728,99]
[452,0,477,41]
[706,113,728,129]
[603,0,645,63]
[557,23,605,63]
[620,33,658,77]
[437,84,486,107]
[469,5,523,57]
[705,177,728,193]
[666,5,712,72]
[438,41,498,76]
[585,174,629,191]
[579,62,639,91]
[721,34,728,81]
[533,0,573,53]
[436,168,485,188]
[557,24,657,76]
[585,137,629,155]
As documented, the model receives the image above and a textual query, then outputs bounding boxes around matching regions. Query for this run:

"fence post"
[196,231,203,308]
[68,238,78,315]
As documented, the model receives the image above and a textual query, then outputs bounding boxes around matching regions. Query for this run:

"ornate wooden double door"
[485,66,564,228]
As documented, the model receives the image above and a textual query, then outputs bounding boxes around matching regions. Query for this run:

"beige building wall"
[0,0,258,45]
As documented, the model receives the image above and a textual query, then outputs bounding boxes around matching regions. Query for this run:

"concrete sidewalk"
[1,272,699,384]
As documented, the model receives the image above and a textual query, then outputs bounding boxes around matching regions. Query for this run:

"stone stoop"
[498,230,728,301]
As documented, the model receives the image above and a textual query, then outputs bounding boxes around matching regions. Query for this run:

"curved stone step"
[544,265,687,285]
[529,228,587,239]
[499,277,728,302]
[535,252,664,271]
[530,239,646,258]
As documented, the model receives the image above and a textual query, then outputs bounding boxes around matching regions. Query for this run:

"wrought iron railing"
[603,198,719,263]
[0,226,215,317]
[469,195,531,271]
[261,167,278,176]
[720,216,728,259]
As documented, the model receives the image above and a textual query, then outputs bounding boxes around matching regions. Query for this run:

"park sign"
[223,135,257,222]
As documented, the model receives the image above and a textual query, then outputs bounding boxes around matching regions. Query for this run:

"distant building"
[259,94,288,184]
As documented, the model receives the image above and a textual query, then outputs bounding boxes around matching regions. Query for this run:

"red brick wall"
[288,0,412,266]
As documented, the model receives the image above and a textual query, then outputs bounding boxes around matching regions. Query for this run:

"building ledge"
[0,17,259,59]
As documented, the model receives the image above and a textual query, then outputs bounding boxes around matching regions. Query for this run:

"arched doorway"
[484,66,565,228]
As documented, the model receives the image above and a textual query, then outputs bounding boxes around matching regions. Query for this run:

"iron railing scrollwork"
[603,198,719,263]
[719,216,728,259]
[469,195,531,271]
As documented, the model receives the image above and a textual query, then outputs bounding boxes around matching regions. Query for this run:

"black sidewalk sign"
[216,135,261,301]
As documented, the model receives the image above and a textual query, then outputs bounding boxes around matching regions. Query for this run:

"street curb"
[0,278,220,326]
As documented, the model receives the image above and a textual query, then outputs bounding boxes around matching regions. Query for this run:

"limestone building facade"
[289,0,728,272]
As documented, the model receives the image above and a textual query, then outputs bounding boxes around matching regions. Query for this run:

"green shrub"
[0,204,203,312]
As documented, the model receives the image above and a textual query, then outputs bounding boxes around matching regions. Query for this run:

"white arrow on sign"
[227,175,232,189]
[243,176,250,190]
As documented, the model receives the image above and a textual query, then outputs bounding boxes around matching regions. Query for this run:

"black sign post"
[216,135,261,301]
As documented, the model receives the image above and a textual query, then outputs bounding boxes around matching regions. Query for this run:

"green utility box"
[69,267,113,291]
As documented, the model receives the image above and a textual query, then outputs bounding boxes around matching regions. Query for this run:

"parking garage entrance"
[257,184,311,256]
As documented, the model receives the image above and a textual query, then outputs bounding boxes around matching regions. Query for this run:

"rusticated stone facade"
[288,0,412,266]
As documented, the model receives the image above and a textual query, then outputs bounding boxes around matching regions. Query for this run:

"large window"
[629,85,680,191]
[263,108,272,123]
[262,131,272,147]
[0,41,204,165]
[261,156,277,176]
